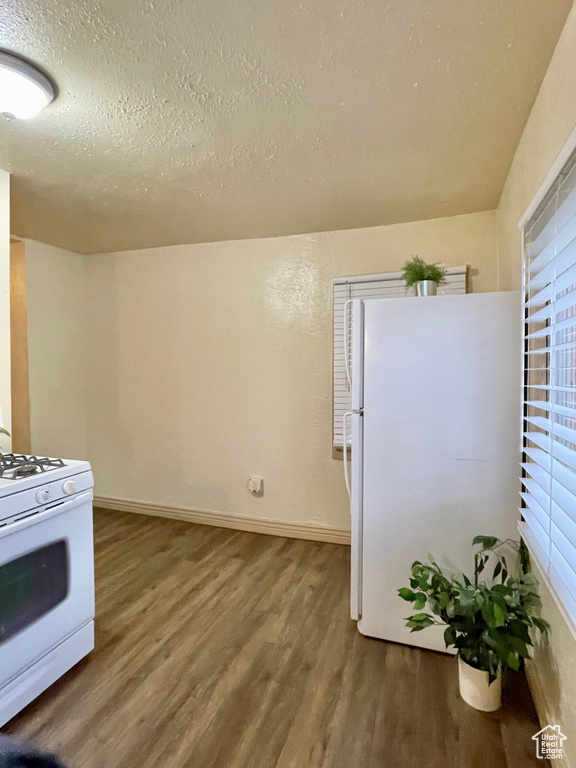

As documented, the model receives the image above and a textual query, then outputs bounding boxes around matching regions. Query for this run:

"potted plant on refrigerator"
[398,536,549,712]
[401,256,447,296]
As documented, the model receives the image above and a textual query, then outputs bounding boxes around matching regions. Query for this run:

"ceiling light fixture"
[0,51,55,119]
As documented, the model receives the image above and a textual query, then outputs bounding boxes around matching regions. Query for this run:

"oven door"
[0,491,94,690]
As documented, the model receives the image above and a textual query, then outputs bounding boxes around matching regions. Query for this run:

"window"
[0,540,69,644]
[332,266,468,447]
[521,148,576,631]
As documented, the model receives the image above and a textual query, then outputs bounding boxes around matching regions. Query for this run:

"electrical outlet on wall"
[248,476,264,495]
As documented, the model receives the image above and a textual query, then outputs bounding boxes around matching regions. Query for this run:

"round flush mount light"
[0,51,55,119]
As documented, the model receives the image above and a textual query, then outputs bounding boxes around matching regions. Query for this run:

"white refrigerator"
[347,292,521,653]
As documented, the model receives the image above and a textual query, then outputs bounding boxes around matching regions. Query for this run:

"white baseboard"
[93,495,352,546]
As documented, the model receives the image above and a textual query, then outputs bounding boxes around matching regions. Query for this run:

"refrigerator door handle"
[344,300,353,391]
[350,408,363,621]
[343,411,352,499]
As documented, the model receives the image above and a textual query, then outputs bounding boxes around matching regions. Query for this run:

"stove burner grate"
[0,454,66,480]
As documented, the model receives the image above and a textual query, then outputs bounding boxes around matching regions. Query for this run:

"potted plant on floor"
[398,536,549,712]
[401,256,447,296]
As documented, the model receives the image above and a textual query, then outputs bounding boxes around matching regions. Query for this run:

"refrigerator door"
[350,300,364,620]
[357,292,521,652]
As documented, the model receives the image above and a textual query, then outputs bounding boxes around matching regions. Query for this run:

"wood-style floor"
[5,509,546,768]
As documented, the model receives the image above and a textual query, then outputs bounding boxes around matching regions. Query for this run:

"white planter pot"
[458,657,502,712]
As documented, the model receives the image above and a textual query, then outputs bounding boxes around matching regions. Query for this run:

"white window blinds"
[521,149,576,631]
[333,266,468,447]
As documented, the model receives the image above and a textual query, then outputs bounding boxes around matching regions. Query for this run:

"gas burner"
[0,454,66,480]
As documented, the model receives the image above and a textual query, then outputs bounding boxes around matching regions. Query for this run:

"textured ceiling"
[0,0,573,254]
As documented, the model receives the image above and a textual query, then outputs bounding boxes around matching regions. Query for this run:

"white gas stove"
[0,454,95,726]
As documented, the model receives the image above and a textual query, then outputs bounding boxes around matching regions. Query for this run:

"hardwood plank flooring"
[4,509,547,768]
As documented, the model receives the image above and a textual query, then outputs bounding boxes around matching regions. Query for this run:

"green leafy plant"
[398,536,549,683]
[401,256,447,289]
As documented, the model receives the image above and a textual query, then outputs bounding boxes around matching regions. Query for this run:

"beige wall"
[496,5,576,765]
[497,3,576,292]
[0,170,10,451]
[25,239,88,459]
[85,210,496,529]
[528,561,576,768]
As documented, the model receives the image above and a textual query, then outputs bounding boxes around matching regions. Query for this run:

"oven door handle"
[0,491,93,539]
